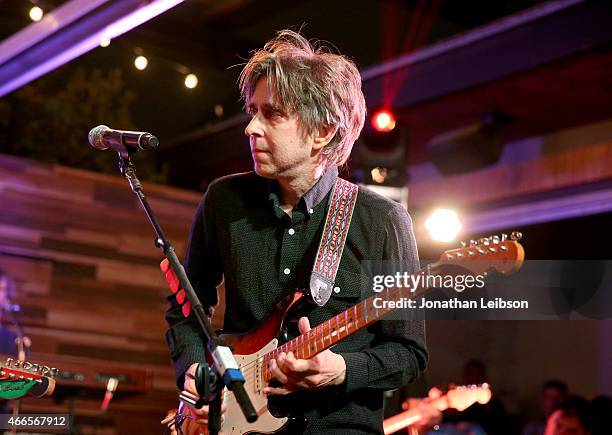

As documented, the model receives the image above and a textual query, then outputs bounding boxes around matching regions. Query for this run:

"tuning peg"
[492,235,500,244]
[470,239,477,246]
[501,233,508,241]
[460,241,467,247]
[479,237,490,246]
[510,231,522,241]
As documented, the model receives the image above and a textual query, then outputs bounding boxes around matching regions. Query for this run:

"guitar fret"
[321,322,327,350]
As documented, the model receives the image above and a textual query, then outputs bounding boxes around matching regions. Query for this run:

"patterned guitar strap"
[309,177,359,306]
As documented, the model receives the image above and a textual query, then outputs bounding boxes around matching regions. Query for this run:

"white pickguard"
[221,338,288,435]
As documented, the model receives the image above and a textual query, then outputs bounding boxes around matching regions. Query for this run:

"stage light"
[184,73,198,89]
[29,6,44,22]
[100,38,111,48]
[371,109,396,133]
[134,55,148,70]
[371,167,388,184]
[425,208,462,242]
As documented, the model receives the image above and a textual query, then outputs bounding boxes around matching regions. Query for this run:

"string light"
[108,44,204,92]
[29,6,44,22]
[184,73,198,89]
[134,55,148,70]
[214,104,224,118]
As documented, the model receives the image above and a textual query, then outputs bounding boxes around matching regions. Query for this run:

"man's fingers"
[298,317,311,334]
[194,404,210,416]
[269,358,289,384]
[263,385,292,395]
[283,351,313,373]
[428,386,443,399]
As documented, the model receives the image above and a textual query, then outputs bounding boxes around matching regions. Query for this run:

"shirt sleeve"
[164,182,223,389]
[340,203,428,394]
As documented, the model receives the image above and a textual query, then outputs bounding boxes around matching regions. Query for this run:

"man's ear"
[312,125,337,151]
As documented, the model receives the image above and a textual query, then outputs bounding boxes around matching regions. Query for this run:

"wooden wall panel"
[0,153,216,433]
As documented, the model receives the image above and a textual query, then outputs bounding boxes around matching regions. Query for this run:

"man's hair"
[543,379,569,394]
[0,266,15,299]
[239,29,366,168]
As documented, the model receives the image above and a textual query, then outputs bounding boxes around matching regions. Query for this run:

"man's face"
[543,387,568,416]
[244,79,314,179]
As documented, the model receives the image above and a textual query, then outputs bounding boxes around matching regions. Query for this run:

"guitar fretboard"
[261,268,433,382]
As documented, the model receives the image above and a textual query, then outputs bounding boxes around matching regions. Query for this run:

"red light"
[371,109,396,133]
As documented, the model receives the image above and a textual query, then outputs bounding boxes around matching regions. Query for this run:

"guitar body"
[182,291,306,435]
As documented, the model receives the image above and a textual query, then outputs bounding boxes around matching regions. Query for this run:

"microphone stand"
[116,153,257,434]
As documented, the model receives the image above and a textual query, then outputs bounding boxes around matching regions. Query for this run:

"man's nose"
[245,115,263,137]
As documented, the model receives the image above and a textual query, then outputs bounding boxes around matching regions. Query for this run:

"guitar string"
[210,285,416,384]
[219,310,376,381]
[217,278,418,377]
[222,299,389,381]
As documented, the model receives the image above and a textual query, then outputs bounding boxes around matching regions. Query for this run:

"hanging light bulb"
[100,38,111,48]
[184,73,198,89]
[134,55,148,70]
[29,6,44,22]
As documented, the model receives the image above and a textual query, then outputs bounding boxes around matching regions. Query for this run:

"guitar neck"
[262,266,435,381]
[383,395,451,434]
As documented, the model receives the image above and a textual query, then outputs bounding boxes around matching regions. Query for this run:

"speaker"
[427,114,510,176]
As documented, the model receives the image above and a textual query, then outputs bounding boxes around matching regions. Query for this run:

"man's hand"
[406,387,444,431]
[181,363,226,430]
[263,317,346,396]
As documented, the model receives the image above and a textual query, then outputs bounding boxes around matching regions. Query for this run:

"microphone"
[88,125,159,156]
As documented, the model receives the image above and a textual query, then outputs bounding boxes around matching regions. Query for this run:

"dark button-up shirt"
[165,167,428,434]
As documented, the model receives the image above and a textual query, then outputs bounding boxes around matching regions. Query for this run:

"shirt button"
[288,228,295,235]
[283,268,291,275]
[333,286,340,294]
[308,208,314,214]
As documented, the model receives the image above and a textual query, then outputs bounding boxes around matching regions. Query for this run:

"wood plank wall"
[0,153,218,434]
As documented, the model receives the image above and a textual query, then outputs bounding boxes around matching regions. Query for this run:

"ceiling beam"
[0,0,184,97]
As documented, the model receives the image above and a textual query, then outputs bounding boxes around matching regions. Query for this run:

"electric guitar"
[179,233,524,435]
[383,384,492,435]
[0,357,57,400]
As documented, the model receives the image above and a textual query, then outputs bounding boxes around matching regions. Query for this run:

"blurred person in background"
[523,380,570,435]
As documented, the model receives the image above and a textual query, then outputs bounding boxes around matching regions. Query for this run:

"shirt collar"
[303,165,338,211]
[267,166,338,215]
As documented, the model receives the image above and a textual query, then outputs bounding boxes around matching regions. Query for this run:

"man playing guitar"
[164,29,428,434]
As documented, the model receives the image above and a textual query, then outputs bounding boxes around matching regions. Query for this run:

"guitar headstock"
[446,383,492,411]
[438,232,525,275]
[0,358,57,399]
